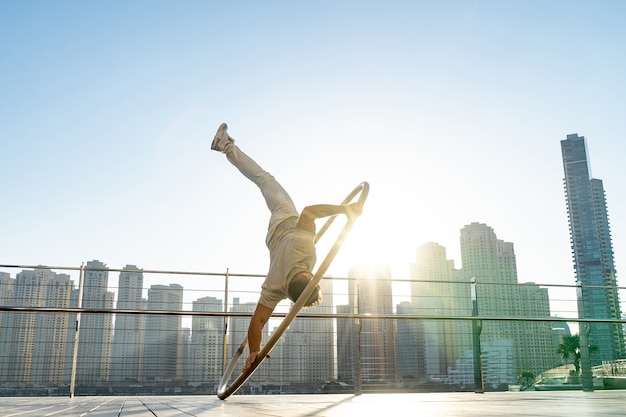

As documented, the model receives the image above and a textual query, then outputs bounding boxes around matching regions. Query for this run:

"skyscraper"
[143,283,183,382]
[395,301,426,379]
[75,260,114,385]
[561,133,625,363]
[0,272,15,381]
[336,304,358,384]
[189,296,224,385]
[460,223,555,383]
[282,278,334,384]
[0,268,74,385]
[0,271,12,310]
[409,242,472,378]
[344,264,396,383]
[110,265,145,382]
[3,269,51,384]
[32,272,74,385]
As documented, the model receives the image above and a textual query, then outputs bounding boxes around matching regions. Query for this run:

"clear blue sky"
[2,1,626,313]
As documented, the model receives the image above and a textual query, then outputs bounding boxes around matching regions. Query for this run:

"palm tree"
[557,334,598,374]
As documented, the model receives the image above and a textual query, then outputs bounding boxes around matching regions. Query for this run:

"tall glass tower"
[561,133,624,364]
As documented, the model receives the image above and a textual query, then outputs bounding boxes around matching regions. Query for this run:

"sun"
[320,208,411,279]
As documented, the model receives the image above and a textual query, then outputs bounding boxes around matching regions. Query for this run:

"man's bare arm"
[243,303,273,372]
[297,202,362,232]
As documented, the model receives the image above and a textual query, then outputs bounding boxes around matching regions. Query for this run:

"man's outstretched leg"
[211,123,299,245]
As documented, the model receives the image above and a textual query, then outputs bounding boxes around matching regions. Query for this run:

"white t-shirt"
[258,217,316,309]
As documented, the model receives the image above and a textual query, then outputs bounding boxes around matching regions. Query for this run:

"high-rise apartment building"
[336,304,358,384]
[3,269,50,384]
[189,296,224,385]
[459,223,556,383]
[409,242,472,378]
[143,283,183,382]
[517,283,563,368]
[282,278,334,384]
[75,260,114,385]
[0,272,14,378]
[0,268,74,385]
[561,133,625,363]
[33,272,74,385]
[395,301,426,379]
[110,265,145,382]
[342,264,396,382]
[0,271,12,308]
[181,327,191,382]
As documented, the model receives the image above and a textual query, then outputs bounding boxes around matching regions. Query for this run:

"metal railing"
[1,263,625,397]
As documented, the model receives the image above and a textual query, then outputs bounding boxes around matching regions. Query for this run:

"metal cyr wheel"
[217,181,369,400]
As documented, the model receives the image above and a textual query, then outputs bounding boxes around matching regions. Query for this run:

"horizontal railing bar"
[0,264,85,272]
[1,305,624,323]
[3,264,626,290]
[0,264,264,279]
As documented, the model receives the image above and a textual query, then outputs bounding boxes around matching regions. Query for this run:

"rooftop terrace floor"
[2,391,625,416]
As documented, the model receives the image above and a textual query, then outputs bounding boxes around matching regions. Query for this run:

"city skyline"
[0,223,569,391]
[1,209,618,394]
[2,2,626,302]
[0,210,612,318]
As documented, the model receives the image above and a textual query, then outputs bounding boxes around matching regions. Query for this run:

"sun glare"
[325,209,415,279]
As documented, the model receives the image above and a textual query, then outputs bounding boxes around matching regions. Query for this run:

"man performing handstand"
[211,123,361,373]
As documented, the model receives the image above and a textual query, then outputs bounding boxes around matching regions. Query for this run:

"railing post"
[576,280,593,391]
[354,277,362,396]
[471,277,484,393]
[69,262,85,398]
[222,268,229,374]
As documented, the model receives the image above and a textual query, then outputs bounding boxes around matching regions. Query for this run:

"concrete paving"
[1,391,625,416]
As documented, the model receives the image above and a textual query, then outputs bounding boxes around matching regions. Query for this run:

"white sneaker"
[211,123,234,152]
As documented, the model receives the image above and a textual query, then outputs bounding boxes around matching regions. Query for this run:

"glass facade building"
[561,133,625,364]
